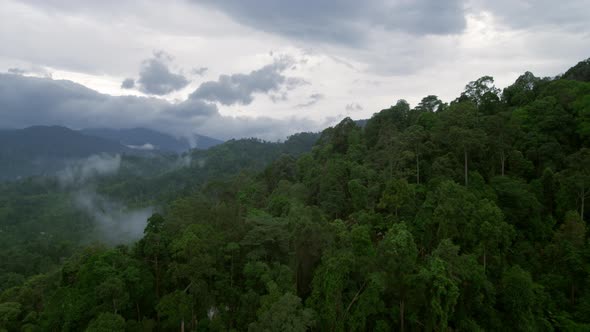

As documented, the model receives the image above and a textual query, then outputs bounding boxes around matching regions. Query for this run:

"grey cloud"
[74,189,153,244]
[296,93,324,108]
[345,103,363,112]
[168,98,219,119]
[126,143,155,151]
[269,92,288,103]
[121,78,135,89]
[473,0,590,30]
[195,0,467,45]
[136,52,190,95]
[54,153,153,244]
[322,113,345,127]
[192,67,209,76]
[200,114,315,141]
[57,154,121,187]
[6,65,53,78]
[0,73,318,141]
[0,73,215,134]
[190,56,305,105]
[7,68,26,75]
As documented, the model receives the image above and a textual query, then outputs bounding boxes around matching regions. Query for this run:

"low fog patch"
[74,190,153,244]
[174,154,192,168]
[57,154,121,187]
[126,143,156,151]
[54,153,155,245]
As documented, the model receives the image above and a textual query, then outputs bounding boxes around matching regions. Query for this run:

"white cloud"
[126,143,156,151]
[57,154,121,186]
[1,0,588,138]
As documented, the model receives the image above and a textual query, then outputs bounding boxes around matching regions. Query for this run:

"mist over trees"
[1,59,590,331]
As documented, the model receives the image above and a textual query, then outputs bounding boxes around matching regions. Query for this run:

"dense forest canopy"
[1,58,590,331]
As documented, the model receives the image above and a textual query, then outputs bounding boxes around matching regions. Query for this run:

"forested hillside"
[1,59,590,331]
[0,133,318,296]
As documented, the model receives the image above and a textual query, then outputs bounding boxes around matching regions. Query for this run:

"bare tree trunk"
[464,149,469,186]
[155,255,160,299]
[416,147,420,185]
[581,187,585,223]
[500,151,505,176]
[571,284,576,306]
[400,299,405,332]
[155,255,161,326]
[345,282,367,316]
[230,254,235,288]
[136,302,141,321]
[181,318,185,332]
[389,155,393,180]
[192,307,197,331]
[483,245,487,275]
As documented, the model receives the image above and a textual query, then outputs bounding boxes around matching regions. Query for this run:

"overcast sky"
[1,0,589,140]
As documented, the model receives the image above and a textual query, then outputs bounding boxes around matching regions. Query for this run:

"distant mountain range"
[80,128,223,153]
[0,126,129,157]
[0,126,223,180]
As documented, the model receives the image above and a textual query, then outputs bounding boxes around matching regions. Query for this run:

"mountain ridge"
[80,127,223,153]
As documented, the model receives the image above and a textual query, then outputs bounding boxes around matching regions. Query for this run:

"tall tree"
[560,149,590,222]
[378,223,417,332]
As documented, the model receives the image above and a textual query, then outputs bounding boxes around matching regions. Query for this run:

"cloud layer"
[53,153,153,244]
[74,190,154,244]
[1,0,589,141]
[196,0,467,45]
[57,154,122,186]
[190,56,304,105]
[296,93,324,108]
[123,52,190,95]
[0,72,316,140]
[121,78,135,89]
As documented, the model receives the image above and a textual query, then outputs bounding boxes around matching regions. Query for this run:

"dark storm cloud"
[0,73,213,131]
[0,73,315,140]
[121,78,135,89]
[136,52,190,95]
[195,0,467,45]
[190,56,304,105]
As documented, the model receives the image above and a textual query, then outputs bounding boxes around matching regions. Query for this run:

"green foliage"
[248,284,314,332]
[2,59,590,331]
[563,58,590,82]
[85,312,125,332]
